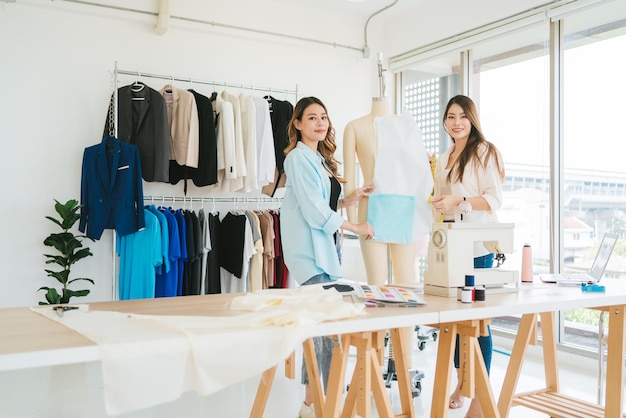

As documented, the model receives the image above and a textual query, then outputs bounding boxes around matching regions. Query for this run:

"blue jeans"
[301,273,337,391]
[453,253,494,374]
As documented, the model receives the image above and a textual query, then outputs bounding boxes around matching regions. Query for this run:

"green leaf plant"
[39,199,95,305]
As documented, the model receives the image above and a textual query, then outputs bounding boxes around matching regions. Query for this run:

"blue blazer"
[79,136,145,240]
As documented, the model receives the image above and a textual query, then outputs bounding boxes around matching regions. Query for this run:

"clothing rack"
[144,196,283,203]
[143,195,283,209]
[113,62,299,101]
[108,62,293,300]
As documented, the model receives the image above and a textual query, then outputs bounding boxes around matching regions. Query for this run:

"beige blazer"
[160,85,199,168]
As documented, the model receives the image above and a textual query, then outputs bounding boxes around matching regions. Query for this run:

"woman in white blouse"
[431,94,505,418]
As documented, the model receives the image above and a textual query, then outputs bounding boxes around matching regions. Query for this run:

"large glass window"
[471,24,551,337]
[560,2,626,350]
[473,24,551,276]
[400,2,626,354]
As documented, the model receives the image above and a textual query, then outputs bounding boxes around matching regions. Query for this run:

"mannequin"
[343,97,418,368]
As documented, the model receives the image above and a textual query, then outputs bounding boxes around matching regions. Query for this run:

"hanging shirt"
[174,210,188,296]
[147,205,170,275]
[155,208,181,298]
[117,209,161,300]
[252,96,276,189]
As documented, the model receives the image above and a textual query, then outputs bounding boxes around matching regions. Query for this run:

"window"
[398,0,626,355]
[560,2,626,350]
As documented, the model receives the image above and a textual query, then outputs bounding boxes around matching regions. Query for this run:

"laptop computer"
[539,232,618,286]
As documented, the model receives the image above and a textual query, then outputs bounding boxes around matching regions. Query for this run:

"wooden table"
[427,280,626,418]
[2,282,626,417]
[305,281,626,418]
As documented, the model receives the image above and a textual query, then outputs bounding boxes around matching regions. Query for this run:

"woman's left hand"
[431,195,459,213]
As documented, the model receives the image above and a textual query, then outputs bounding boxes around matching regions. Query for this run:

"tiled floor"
[1,331,612,417]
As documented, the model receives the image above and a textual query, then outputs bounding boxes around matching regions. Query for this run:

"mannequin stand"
[382,331,425,398]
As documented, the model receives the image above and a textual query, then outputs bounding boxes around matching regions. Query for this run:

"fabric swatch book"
[353,283,426,307]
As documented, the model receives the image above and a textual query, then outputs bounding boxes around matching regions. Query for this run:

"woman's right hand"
[342,221,375,240]
[356,222,375,240]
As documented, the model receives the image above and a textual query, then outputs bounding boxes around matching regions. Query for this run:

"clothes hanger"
[163,75,174,96]
[131,72,146,100]
[266,88,273,112]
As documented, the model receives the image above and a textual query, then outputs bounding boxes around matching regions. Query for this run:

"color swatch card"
[353,283,426,307]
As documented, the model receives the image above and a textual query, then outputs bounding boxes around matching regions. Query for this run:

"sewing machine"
[424,222,519,297]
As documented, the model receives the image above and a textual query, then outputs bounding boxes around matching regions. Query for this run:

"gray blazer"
[104,82,170,182]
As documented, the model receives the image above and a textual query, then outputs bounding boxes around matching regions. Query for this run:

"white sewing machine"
[424,222,519,297]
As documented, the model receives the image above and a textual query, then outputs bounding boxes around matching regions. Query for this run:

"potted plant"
[39,199,95,305]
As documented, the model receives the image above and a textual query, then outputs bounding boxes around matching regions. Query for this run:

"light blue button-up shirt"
[280,142,345,285]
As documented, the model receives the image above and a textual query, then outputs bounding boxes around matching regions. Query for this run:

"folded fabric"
[230,285,365,326]
[367,193,416,244]
[31,287,364,415]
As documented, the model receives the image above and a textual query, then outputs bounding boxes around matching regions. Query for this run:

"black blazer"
[104,82,170,182]
[265,96,293,175]
[169,89,218,187]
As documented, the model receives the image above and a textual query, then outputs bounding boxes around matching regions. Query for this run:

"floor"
[0,331,612,417]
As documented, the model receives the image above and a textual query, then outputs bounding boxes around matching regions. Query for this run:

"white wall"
[0,0,555,308]
[0,0,386,308]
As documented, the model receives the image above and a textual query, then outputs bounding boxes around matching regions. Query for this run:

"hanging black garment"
[264,96,293,175]
[188,210,203,295]
[218,212,246,278]
[181,210,196,296]
[272,211,287,288]
[205,212,221,294]
[104,82,170,182]
[169,90,218,191]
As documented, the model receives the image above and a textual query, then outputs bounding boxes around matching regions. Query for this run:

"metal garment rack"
[113,62,299,100]
[143,195,283,207]
[108,62,294,300]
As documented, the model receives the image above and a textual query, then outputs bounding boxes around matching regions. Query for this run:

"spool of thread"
[475,286,486,301]
[521,244,534,283]
[465,274,475,287]
[461,287,473,303]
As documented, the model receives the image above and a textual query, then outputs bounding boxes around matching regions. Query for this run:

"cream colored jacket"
[160,85,199,168]
[434,141,503,223]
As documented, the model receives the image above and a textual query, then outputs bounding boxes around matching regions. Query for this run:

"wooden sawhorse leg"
[250,340,321,418]
[497,312,557,417]
[250,366,278,418]
[430,320,499,418]
[324,330,414,418]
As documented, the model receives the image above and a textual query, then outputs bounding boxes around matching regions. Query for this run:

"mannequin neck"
[370,97,392,116]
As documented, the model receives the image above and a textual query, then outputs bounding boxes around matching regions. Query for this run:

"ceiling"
[271,0,425,20]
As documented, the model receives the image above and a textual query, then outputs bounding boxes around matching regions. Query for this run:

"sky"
[479,34,626,174]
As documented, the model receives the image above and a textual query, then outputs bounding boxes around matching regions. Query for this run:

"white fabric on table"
[32,286,364,415]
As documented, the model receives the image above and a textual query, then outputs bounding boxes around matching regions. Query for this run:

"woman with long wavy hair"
[280,96,375,418]
[432,94,505,418]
